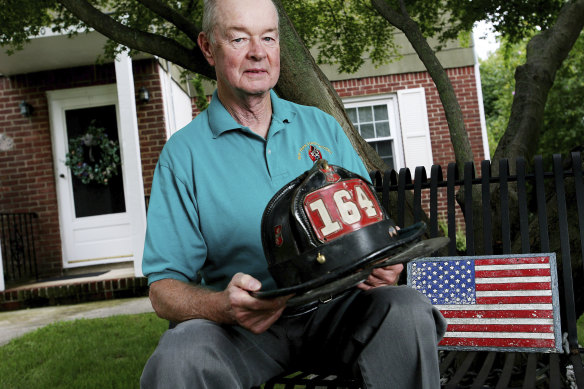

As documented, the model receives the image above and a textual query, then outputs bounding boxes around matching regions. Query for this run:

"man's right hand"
[148,275,290,335]
[223,272,291,334]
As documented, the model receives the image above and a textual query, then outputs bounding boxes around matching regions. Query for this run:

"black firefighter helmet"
[253,159,448,308]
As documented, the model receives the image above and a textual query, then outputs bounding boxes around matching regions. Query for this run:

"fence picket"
[447,163,458,255]
[516,157,530,253]
[464,162,475,255]
[499,159,511,253]
[481,160,493,255]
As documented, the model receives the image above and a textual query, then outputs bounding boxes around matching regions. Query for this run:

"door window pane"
[65,105,126,218]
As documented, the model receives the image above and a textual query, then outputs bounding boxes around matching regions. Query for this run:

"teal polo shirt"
[142,90,369,291]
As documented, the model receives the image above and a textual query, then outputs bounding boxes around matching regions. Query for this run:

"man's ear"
[198,32,216,67]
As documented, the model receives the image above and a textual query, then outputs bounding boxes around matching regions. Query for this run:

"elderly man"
[140,0,446,388]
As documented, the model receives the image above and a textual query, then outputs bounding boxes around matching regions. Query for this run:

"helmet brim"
[252,223,448,302]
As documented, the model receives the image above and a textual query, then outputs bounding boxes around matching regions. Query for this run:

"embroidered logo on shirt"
[297,142,332,162]
[308,145,322,162]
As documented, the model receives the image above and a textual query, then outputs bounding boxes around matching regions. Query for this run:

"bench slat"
[549,353,562,389]
[470,351,496,389]
[444,351,477,389]
[439,349,458,376]
[522,353,538,388]
[495,352,515,389]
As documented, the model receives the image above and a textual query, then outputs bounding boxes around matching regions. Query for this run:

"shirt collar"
[207,90,296,139]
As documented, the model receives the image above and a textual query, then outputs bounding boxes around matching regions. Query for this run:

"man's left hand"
[357,263,403,290]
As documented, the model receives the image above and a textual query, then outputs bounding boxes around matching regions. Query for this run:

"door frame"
[47,55,146,276]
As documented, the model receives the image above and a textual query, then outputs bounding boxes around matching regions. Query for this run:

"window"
[344,88,433,172]
[345,95,404,171]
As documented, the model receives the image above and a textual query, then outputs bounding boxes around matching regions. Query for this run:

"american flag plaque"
[407,253,562,352]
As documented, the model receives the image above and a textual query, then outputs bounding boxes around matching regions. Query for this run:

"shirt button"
[267,149,272,154]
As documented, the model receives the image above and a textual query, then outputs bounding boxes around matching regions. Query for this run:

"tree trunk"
[492,0,584,172]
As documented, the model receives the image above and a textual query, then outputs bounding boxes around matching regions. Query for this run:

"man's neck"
[218,88,273,139]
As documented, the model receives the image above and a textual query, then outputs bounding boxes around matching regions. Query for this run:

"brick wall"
[0,59,166,278]
[133,60,167,196]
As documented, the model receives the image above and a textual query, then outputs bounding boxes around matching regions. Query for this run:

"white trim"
[474,62,491,160]
[114,51,147,278]
[159,61,193,139]
[397,87,434,172]
[159,62,176,139]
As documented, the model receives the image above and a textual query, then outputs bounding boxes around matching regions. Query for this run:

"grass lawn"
[0,311,583,388]
[0,313,167,389]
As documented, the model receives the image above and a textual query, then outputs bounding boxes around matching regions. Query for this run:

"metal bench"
[265,153,584,388]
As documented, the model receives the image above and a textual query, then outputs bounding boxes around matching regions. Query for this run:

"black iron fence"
[0,213,39,286]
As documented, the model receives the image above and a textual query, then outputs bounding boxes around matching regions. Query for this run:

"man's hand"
[223,273,291,334]
[148,276,290,334]
[357,263,403,290]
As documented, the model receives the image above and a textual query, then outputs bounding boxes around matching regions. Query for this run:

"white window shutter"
[397,88,433,172]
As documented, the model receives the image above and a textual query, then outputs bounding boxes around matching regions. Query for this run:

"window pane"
[358,106,373,122]
[373,105,388,121]
[65,105,126,218]
[347,107,357,123]
[376,140,393,156]
[382,156,395,170]
[360,123,375,139]
[376,121,390,137]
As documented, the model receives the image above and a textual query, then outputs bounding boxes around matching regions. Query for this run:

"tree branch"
[56,0,215,79]
[135,0,201,43]
[371,0,474,174]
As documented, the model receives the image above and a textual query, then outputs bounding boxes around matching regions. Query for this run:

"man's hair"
[201,0,219,44]
[202,0,279,44]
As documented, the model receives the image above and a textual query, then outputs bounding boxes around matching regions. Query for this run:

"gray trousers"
[141,286,447,389]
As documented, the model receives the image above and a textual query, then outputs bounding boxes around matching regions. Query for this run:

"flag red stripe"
[475,257,549,266]
[475,268,550,278]
[445,324,554,333]
[476,296,553,304]
[439,337,556,349]
[475,282,551,291]
[440,310,554,319]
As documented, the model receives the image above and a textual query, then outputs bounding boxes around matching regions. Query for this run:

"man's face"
[202,0,280,99]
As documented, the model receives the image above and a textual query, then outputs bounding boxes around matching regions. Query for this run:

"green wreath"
[65,122,120,185]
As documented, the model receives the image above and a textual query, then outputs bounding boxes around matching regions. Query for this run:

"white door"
[48,85,136,268]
